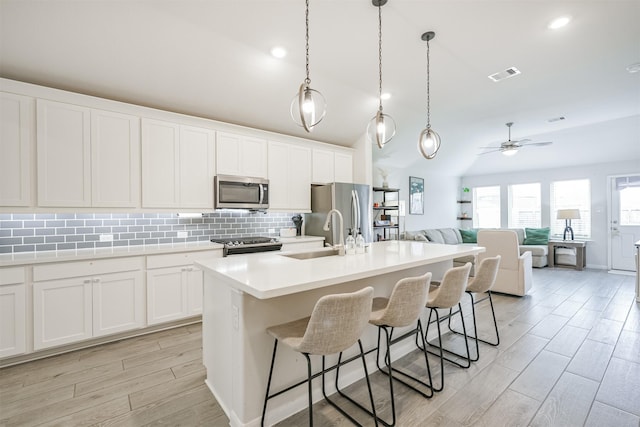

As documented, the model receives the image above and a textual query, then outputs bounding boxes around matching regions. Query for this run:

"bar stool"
[422,262,472,392]
[334,272,433,426]
[261,287,376,427]
[447,255,501,361]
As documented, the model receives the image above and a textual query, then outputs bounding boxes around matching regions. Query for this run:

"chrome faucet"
[323,209,345,256]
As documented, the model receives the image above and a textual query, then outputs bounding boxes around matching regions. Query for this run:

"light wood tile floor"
[1,268,638,426]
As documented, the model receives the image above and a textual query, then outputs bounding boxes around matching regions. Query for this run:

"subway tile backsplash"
[0,212,298,254]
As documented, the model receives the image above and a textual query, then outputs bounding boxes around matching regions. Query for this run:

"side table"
[548,240,587,270]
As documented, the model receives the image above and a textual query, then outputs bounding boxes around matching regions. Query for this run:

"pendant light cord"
[426,37,431,128]
[378,3,383,111]
[305,0,311,85]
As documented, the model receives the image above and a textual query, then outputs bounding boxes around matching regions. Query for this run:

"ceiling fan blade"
[511,138,531,143]
[522,141,553,147]
[478,148,503,155]
[478,146,501,149]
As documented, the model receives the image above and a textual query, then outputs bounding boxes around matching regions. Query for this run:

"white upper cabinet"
[37,99,140,208]
[268,141,311,211]
[142,119,180,208]
[334,151,353,183]
[216,132,267,178]
[91,110,140,207]
[312,148,353,184]
[37,99,91,207]
[142,118,215,209]
[179,125,215,208]
[0,92,33,207]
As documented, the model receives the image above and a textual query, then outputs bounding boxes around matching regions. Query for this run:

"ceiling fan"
[479,122,553,156]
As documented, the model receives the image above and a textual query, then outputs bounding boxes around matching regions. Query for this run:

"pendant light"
[417,31,441,159]
[367,0,396,149]
[290,0,326,132]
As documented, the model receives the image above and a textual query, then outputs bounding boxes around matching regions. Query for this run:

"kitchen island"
[196,240,484,427]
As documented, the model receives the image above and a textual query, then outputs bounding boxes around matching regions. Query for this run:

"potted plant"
[461,187,470,201]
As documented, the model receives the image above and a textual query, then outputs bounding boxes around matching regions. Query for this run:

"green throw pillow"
[524,227,550,245]
[460,228,478,243]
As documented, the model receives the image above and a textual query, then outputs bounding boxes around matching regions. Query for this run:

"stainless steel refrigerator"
[305,183,372,245]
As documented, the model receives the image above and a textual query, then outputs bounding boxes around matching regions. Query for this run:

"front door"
[610,175,640,271]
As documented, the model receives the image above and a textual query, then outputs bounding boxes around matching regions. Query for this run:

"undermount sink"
[281,249,341,260]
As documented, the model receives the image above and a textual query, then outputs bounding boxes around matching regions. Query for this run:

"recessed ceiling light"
[548,16,571,30]
[381,93,391,100]
[270,46,287,59]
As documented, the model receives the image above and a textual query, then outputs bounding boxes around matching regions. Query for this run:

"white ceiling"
[1,0,639,177]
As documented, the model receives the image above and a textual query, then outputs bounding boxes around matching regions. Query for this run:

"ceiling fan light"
[290,83,326,132]
[418,127,441,159]
[367,110,396,149]
[502,147,518,156]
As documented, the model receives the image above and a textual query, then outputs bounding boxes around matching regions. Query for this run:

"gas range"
[210,236,282,257]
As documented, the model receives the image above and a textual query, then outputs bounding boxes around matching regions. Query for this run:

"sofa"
[400,227,549,270]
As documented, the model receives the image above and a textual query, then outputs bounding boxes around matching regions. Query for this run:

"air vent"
[488,67,521,82]
[547,116,566,123]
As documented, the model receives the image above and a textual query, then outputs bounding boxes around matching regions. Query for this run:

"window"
[473,186,500,228]
[550,179,591,238]
[508,183,541,228]
[617,177,640,226]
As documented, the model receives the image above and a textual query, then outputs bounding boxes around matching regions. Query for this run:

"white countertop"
[277,235,325,243]
[0,241,224,267]
[196,240,483,299]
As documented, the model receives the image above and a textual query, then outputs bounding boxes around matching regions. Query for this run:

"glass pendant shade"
[417,127,441,159]
[290,82,326,132]
[367,110,396,149]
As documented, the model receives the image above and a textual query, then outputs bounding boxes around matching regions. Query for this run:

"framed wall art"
[409,176,424,215]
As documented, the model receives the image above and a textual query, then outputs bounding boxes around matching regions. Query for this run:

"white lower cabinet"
[0,267,26,358]
[146,250,220,325]
[32,257,144,350]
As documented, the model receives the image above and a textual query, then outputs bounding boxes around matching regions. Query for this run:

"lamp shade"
[557,209,581,220]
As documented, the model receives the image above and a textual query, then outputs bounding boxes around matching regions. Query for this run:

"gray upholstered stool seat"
[261,287,377,427]
[336,273,434,426]
[423,262,473,392]
[447,255,502,361]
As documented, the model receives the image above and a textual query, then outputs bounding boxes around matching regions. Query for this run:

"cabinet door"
[33,277,92,350]
[179,125,215,208]
[0,283,26,358]
[267,141,289,209]
[216,132,242,176]
[186,266,203,315]
[146,267,188,325]
[37,100,91,207]
[92,270,144,337]
[334,152,353,183]
[217,132,267,178]
[289,145,311,210]
[141,119,180,208]
[0,92,33,207]
[241,136,267,178]
[91,109,140,207]
[312,148,334,184]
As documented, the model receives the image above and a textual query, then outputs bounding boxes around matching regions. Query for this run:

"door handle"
[259,184,264,204]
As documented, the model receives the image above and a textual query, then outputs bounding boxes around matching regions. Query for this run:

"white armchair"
[477,230,532,296]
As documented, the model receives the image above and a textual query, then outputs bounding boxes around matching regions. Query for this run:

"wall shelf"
[373,187,400,241]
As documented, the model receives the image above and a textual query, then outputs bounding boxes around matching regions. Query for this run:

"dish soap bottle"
[355,231,365,254]
[345,229,356,255]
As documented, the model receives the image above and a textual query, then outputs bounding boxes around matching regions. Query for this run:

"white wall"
[461,160,640,269]
[378,164,459,236]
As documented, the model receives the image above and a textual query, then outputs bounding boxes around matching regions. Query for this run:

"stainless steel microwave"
[214,175,269,210]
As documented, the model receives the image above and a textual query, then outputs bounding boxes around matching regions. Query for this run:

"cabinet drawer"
[0,266,25,286]
[147,250,221,269]
[33,257,144,282]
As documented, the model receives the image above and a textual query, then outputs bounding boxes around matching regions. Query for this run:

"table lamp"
[557,209,581,240]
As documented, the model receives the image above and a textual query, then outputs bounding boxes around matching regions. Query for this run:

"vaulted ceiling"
[1,0,638,177]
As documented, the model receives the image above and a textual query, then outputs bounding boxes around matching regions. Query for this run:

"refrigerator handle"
[353,190,360,233]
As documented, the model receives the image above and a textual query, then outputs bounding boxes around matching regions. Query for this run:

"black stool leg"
[261,339,279,427]
[304,353,313,427]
